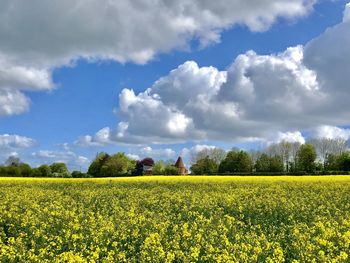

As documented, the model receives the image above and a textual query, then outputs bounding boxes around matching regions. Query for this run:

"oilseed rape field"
[1,176,350,262]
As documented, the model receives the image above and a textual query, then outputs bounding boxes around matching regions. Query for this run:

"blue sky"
[1,0,350,170]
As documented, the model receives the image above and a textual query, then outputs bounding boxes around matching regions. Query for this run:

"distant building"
[175,156,188,175]
[132,157,155,176]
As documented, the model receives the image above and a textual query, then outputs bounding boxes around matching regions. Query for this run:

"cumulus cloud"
[81,3,350,145]
[0,0,316,116]
[128,146,176,160]
[31,149,90,169]
[0,134,35,148]
[85,47,325,144]
[180,144,217,159]
[0,0,314,66]
[343,3,350,22]
[0,89,30,116]
[313,126,350,140]
[126,154,140,161]
[303,3,350,123]
[263,131,306,146]
[0,57,52,116]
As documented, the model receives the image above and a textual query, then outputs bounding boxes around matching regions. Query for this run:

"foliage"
[39,164,52,177]
[219,150,252,174]
[336,152,350,171]
[0,176,350,262]
[100,153,134,177]
[50,162,69,177]
[255,154,284,173]
[71,171,89,178]
[17,163,32,177]
[152,161,166,175]
[254,153,270,172]
[87,152,110,177]
[163,165,179,175]
[152,161,179,175]
[0,163,32,177]
[297,144,317,173]
[191,148,226,165]
[190,156,218,175]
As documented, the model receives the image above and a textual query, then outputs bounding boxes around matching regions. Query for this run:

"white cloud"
[82,3,350,146]
[180,144,217,159]
[0,89,30,116]
[138,146,176,159]
[344,3,350,22]
[269,131,306,144]
[31,149,90,170]
[85,46,326,144]
[0,134,35,148]
[0,0,314,66]
[0,57,52,116]
[303,3,350,125]
[126,154,140,161]
[0,56,53,90]
[0,0,316,116]
[314,125,350,140]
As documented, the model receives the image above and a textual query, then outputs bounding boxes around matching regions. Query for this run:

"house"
[132,157,155,176]
[175,156,188,175]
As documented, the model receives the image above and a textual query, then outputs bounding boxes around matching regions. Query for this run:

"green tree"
[191,148,226,165]
[88,152,110,177]
[336,152,350,171]
[190,156,218,175]
[152,161,166,175]
[71,171,88,178]
[297,144,317,173]
[38,164,52,177]
[100,152,134,177]
[5,166,21,177]
[324,153,339,171]
[269,155,284,172]
[30,168,42,177]
[164,165,179,175]
[255,153,270,172]
[18,163,32,177]
[50,162,69,177]
[219,150,252,174]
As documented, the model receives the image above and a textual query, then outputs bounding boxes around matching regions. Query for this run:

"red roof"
[175,156,185,168]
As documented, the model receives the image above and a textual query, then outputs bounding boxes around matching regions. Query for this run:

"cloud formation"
[313,126,350,141]
[31,149,89,169]
[0,134,35,149]
[0,0,316,116]
[82,3,350,146]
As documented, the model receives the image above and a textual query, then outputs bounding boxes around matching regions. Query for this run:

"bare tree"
[249,149,261,167]
[290,142,301,169]
[278,141,292,172]
[330,138,347,155]
[309,138,333,167]
[310,137,347,165]
[5,155,20,166]
[191,148,227,165]
[266,144,278,157]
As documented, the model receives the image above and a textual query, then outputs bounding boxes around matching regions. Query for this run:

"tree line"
[1,137,350,177]
[190,138,350,175]
[87,152,179,177]
[0,152,179,178]
[0,155,77,178]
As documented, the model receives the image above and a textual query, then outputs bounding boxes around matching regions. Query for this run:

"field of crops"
[0,176,350,262]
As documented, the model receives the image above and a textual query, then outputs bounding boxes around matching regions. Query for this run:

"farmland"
[1,176,350,262]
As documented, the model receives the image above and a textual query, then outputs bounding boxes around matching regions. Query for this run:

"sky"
[0,0,350,171]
